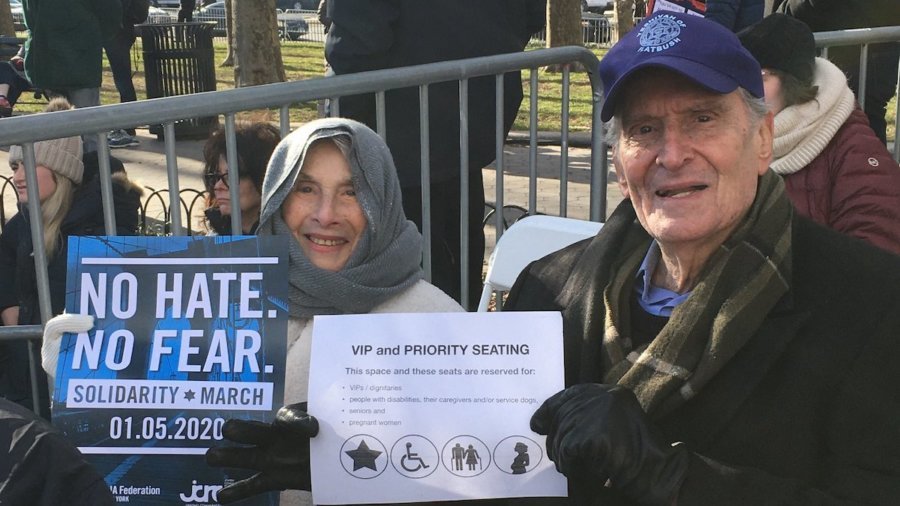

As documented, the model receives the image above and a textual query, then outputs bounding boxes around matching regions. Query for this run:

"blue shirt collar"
[634,241,692,317]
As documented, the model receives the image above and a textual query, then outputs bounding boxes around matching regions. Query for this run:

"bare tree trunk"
[232,0,284,87]
[0,0,16,38]
[546,0,582,48]
[221,0,234,66]
[546,0,583,72]
[613,0,636,41]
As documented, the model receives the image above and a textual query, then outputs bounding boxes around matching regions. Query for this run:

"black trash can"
[139,22,219,140]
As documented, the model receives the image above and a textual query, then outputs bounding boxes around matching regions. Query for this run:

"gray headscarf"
[258,118,423,318]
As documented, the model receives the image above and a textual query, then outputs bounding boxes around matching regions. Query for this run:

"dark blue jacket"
[705,0,764,31]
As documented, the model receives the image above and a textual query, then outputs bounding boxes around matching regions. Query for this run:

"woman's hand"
[41,313,95,377]
[206,403,320,504]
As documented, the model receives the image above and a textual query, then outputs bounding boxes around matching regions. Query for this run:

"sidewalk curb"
[507,130,594,148]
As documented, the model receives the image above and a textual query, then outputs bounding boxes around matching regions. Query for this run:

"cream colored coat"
[282,279,463,506]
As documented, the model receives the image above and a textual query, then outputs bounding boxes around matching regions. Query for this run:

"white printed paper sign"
[308,311,568,504]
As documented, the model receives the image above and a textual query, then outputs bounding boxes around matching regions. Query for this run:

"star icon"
[183,389,196,401]
[345,439,381,471]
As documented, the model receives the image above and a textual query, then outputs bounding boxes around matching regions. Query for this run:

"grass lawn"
[9,38,895,142]
[11,38,606,134]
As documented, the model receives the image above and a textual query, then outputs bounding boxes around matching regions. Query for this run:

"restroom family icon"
[338,434,543,479]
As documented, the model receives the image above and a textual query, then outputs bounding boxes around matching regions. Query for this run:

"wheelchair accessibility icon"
[391,435,438,478]
[401,442,430,472]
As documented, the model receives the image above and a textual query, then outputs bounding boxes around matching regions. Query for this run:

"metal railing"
[814,26,900,161]
[1,25,898,415]
[0,46,608,412]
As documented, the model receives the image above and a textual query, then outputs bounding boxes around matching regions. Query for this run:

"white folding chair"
[477,215,604,311]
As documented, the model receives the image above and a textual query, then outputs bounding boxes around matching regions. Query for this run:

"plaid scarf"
[602,171,793,416]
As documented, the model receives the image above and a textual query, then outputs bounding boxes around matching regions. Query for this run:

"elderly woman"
[201,122,281,235]
[738,14,900,254]
[206,118,462,505]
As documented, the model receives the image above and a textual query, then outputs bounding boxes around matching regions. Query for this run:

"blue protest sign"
[53,235,288,505]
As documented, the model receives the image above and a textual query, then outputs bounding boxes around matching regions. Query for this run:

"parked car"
[152,0,182,8]
[582,14,612,44]
[193,2,310,40]
[276,10,310,40]
[582,0,613,13]
[146,6,175,24]
[276,0,318,10]
[194,1,226,36]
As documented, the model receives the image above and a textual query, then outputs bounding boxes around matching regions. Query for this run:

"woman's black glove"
[205,403,320,504]
[531,384,688,505]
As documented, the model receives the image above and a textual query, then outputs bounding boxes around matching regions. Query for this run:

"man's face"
[612,68,773,253]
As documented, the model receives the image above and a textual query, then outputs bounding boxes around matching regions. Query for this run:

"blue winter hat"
[599,11,764,121]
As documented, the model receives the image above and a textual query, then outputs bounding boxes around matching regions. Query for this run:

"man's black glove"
[205,403,320,504]
[531,384,689,505]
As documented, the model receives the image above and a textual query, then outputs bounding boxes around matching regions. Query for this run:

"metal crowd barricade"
[0,46,607,413]
[813,26,900,162]
[3,24,898,413]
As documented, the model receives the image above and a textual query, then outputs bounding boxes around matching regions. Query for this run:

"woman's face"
[281,141,367,272]
[11,162,57,204]
[212,155,262,221]
[761,68,787,115]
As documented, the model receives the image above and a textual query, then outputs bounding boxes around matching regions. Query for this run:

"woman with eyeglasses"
[201,122,281,235]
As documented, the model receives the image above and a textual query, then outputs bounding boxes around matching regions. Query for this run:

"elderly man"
[507,11,900,505]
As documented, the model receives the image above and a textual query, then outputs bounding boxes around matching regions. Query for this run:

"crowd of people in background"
[1,1,900,504]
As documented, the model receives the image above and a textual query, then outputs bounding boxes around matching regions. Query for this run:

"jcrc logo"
[179,480,223,504]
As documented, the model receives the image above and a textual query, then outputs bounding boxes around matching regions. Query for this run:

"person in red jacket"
[739,14,900,255]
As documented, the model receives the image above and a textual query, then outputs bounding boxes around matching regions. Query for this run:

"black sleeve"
[324,0,399,74]
[0,399,116,505]
[0,217,22,314]
[678,306,900,504]
[525,0,547,37]
[704,0,739,30]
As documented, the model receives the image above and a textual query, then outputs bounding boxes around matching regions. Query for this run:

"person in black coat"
[324,0,546,309]
[504,12,900,504]
[178,0,196,22]
[0,397,115,504]
[0,100,142,418]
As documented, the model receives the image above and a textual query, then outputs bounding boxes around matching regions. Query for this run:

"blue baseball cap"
[599,11,764,122]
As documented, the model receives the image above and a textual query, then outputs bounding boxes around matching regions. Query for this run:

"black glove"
[531,384,688,505]
[205,403,320,504]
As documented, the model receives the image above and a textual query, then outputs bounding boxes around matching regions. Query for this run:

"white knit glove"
[42,313,94,379]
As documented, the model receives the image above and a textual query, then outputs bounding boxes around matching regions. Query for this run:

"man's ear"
[756,111,774,175]
[611,146,630,199]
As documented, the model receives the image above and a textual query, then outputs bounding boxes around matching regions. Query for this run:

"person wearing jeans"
[105,0,144,148]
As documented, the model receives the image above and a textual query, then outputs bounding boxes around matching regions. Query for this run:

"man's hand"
[206,404,320,504]
[531,384,689,505]
[10,55,24,71]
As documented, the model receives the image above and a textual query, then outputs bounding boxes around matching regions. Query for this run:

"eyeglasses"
[204,172,231,188]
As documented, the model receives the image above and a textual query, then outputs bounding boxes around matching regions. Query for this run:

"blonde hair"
[39,173,75,258]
